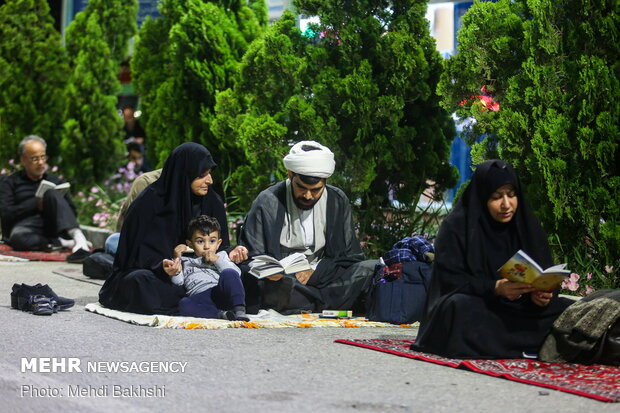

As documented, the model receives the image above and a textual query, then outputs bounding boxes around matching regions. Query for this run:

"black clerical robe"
[240,181,374,313]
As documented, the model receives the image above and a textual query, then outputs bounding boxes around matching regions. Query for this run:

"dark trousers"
[178,269,246,318]
[8,190,79,251]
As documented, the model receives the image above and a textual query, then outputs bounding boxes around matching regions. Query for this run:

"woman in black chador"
[99,143,230,315]
[413,160,572,358]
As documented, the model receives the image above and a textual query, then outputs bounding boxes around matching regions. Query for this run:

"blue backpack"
[366,235,434,325]
[366,261,432,325]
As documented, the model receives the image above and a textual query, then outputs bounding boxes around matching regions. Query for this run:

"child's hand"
[173,244,188,259]
[204,250,219,263]
[163,258,182,276]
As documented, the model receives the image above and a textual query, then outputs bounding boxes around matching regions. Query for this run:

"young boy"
[162,215,249,321]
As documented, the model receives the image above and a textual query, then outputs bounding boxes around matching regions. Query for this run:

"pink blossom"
[8,159,14,165]
[586,273,593,280]
[605,265,613,274]
[77,191,84,197]
[562,273,580,292]
[585,285,595,295]
[87,196,95,202]
[91,186,99,193]
[51,166,58,172]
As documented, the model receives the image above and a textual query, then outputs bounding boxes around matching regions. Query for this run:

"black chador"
[99,143,228,315]
[413,160,572,358]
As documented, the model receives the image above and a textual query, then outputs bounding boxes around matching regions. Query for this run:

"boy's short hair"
[187,215,221,240]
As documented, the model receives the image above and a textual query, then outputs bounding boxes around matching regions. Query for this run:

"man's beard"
[294,197,318,210]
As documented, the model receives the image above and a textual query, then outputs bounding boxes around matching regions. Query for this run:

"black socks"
[217,306,250,322]
[233,305,250,322]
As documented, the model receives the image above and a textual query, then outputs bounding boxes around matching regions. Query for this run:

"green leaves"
[213,1,457,251]
[132,0,267,176]
[444,0,619,283]
[0,0,69,161]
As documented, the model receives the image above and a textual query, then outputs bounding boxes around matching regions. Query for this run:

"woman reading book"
[413,160,573,358]
[98,143,248,315]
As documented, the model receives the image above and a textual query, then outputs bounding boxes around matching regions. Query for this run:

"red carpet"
[0,242,70,262]
[335,338,620,402]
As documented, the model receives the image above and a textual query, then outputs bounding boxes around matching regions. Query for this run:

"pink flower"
[51,166,58,172]
[586,273,593,280]
[8,159,14,165]
[91,186,99,193]
[605,265,613,274]
[585,285,595,295]
[562,273,580,292]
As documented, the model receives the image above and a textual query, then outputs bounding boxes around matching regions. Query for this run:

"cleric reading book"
[248,252,312,279]
[497,249,570,292]
[35,179,71,198]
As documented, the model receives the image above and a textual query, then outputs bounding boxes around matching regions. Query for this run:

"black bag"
[366,261,432,325]
[82,251,114,280]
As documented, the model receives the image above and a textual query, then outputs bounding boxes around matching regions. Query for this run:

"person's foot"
[233,305,250,322]
[67,248,91,264]
[217,310,236,321]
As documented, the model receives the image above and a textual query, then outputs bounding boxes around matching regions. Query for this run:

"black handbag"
[366,261,432,325]
[82,251,114,280]
[576,318,620,366]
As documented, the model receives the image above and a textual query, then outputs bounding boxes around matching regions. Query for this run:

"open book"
[248,252,312,279]
[35,179,70,198]
[497,249,570,292]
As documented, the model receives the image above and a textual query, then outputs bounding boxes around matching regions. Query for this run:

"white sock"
[58,238,76,249]
[67,228,89,252]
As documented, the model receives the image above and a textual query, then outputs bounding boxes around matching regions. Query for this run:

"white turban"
[283,141,335,178]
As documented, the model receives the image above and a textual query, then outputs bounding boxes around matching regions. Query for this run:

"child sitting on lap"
[162,215,249,321]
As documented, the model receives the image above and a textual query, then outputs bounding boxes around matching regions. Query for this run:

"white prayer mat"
[85,302,417,329]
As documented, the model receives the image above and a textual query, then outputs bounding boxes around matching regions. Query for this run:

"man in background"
[0,135,90,262]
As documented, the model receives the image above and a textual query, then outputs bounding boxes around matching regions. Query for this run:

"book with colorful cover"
[497,249,570,292]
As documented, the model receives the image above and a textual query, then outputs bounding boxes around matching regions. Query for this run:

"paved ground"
[0,260,616,413]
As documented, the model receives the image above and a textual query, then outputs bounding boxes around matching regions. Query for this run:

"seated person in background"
[163,215,249,321]
[240,140,376,314]
[412,159,573,359]
[0,135,90,262]
[104,168,162,256]
[126,141,152,174]
[122,105,146,146]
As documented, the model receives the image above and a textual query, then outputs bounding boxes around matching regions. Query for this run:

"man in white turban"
[240,141,376,314]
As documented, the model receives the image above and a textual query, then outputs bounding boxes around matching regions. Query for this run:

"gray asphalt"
[0,260,616,413]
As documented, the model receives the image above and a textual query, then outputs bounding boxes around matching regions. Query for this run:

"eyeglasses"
[29,155,48,163]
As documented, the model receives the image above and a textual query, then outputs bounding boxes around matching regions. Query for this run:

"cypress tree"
[215,1,458,248]
[132,0,268,171]
[64,0,138,66]
[440,0,619,279]
[61,13,125,185]
[0,0,68,161]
